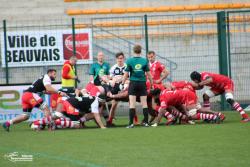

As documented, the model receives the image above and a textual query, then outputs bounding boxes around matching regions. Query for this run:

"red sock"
[108,117,113,124]
[134,115,138,123]
[233,102,248,119]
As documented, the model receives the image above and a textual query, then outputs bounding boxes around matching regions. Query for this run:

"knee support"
[225,92,234,105]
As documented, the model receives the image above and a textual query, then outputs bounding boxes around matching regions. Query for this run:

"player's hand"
[58,91,67,97]
[107,92,113,98]
[154,79,161,84]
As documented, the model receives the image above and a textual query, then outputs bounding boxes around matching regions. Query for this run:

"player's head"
[147,51,156,63]
[115,52,125,65]
[47,69,57,81]
[150,88,161,105]
[69,56,77,65]
[97,52,104,63]
[190,71,201,83]
[133,44,142,55]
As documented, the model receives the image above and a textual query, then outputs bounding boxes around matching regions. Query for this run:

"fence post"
[144,15,149,56]
[71,17,78,88]
[3,20,9,85]
[217,11,229,111]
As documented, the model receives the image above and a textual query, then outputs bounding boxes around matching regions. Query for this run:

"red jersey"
[149,61,165,81]
[171,81,195,93]
[159,89,197,109]
[159,89,186,109]
[201,72,233,90]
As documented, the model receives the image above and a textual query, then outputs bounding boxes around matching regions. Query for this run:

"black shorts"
[128,81,147,96]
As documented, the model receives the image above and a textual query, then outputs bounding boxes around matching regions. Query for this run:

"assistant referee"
[122,44,153,128]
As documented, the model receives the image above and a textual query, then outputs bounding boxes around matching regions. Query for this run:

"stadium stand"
[67,3,250,15]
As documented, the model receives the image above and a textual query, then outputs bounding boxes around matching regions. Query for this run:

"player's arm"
[146,71,153,89]
[158,68,169,83]
[91,98,106,129]
[122,71,129,85]
[198,76,213,86]
[43,75,66,96]
[190,81,203,90]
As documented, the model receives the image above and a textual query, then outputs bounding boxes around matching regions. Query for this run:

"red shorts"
[62,100,80,116]
[85,82,100,96]
[210,81,234,94]
[184,91,198,106]
[22,92,43,109]
[50,93,60,109]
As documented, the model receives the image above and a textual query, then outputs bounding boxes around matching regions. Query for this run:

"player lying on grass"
[31,89,106,130]
[190,71,250,123]
[150,89,224,127]
[164,80,225,120]
[2,69,67,132]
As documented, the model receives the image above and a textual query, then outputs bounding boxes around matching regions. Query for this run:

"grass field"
[0,111,250,167]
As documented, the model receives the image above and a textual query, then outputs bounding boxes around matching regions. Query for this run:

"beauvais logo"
[63,33,90,60]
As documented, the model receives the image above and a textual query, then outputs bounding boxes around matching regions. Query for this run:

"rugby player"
[190,71,249,122]
[150,89,222,127]
[2,69,67,132]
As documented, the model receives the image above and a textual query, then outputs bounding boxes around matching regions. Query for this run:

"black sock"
[143,108,149,123]
[129,108,135,125]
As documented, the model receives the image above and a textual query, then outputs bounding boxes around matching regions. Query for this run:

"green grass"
[0,111,250,167]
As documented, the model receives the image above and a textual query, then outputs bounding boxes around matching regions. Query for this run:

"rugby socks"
[170,109,183,118]
[143,108,149,124]
[203,100,211,108]
[196,113,217,120]
[55,118,74,128]
[232,102,249,119]
[129,108,136,125]
[164,112,174,119]
[134,115,138,123]
[33,116,52,126]
[107,117,113,124]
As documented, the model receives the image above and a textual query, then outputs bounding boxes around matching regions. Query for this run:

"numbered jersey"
[67,95,96,113]
[25,74,52,93]
[110,64,126,77]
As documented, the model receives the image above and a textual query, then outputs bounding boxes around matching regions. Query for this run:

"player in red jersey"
[190,71,249,122]
[150,89,221,126]
[147,51,169,84]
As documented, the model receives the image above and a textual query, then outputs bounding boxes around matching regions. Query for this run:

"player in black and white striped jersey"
[106,52,128,126]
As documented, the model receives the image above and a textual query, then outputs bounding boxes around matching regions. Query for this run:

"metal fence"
[1,11,249,108]
[227,10,250,104]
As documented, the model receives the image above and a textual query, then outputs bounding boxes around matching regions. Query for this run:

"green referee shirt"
[125,56,149,82]
[89,62,110,85]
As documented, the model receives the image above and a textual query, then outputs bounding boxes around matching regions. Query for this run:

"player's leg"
[3,92,39,131]
[107,100,119,126]
[202,89,216,109]
[225,90,249,122]
[140,95,149,127]
[186,104,220,123]
[127,95,136,128]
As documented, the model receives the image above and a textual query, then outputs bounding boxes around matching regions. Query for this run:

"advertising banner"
[0,84,61,123]
[1,29,93,67]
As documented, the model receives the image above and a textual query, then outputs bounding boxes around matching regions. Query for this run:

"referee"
[122,44,153,128]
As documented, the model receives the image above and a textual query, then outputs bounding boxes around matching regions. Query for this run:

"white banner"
[0,84,61,123]
[1,29,93,67]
